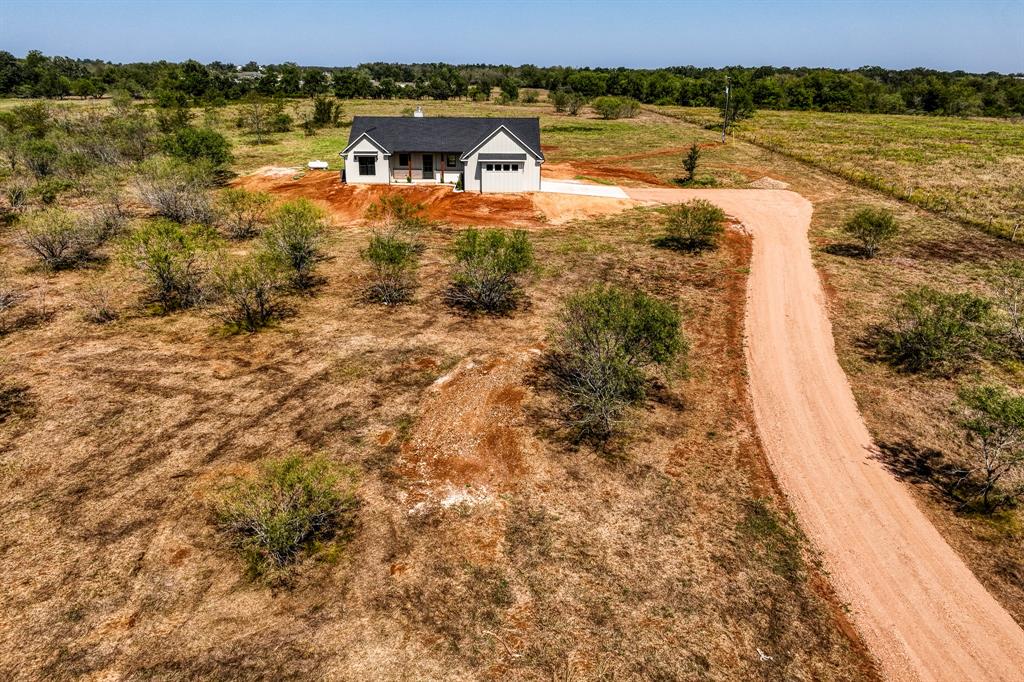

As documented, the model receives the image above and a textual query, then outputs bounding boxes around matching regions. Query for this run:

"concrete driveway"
[539,180,628,199]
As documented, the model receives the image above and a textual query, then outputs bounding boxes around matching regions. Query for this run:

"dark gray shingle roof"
[346,116,543,159]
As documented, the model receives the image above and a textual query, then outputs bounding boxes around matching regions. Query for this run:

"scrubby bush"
[545,284,685,442]
[213,454,358,581]
[877,287,995,374]
[211,254,283,332]
[21,138,60,178]
[956,384,1024,511]
[843,207,899,257]
[18,208,100,269]
[520,89,540,104]
[30,177,74,205]
[566,93,589,116]
[654,199,727,252]
[80,280,119,323]
[0,267,25,331]
[445,229,534,314]
[364,193,429,243]
[990,259,1024,356]
[550,89,570,113]
[216,187,273,239]
[2,177,29,213]
[120,219,215,311]
[260,199,327,289]
[591,96,640,119]
[362,233,418,305]
[136,157,215,225]
[162,126,232,168]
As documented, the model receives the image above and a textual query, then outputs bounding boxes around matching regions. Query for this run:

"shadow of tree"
[822,242,871,259]
[873,440,979,506]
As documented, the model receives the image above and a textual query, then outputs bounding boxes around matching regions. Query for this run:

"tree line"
[1,50,1022,117]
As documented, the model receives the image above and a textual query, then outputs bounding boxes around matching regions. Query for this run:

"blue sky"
[1,0,1021,72]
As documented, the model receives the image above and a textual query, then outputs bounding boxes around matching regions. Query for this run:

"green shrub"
[362,233,418,305]
[990,259,1024,357]
[213,455,357,581]
[654,199,727,252]
[682,142,700,183]
[162,126,232,167]
[445,229,534,314]
[877,287,995,374]
[591,96,640,119]
[364,193,428,235]
[2,177,30,213]
[842,207,899,257]
[211,253,283,332]
[120,219,216,311]
[311,96,343,127]
[550,90,570,113]
[30,177,75,205]
[545,284,685,442]
[956,384,1024,511]
[18,208,100,269]
[136,157,215,225]
[260,199,327,289]
[20,138,59,178]
[216,187,273,239]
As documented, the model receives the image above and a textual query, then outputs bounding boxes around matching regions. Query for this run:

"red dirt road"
[627,188,1024,682]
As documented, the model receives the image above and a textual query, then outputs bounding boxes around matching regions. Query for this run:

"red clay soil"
[542,160,669,187]
[234,168,641,227]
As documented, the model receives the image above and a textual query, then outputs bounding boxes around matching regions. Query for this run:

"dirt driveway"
[627,188,1024,682]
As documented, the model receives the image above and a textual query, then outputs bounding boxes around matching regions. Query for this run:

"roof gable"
[459,125,542,162]
[345,116,544,160]
[341,131,391,156]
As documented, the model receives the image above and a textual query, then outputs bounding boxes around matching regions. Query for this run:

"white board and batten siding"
[344,136,390,185]
[462,128,542,193]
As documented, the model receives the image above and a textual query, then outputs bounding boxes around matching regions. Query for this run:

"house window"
[502,164,511,171]
[398,153,410,167]
[512,164,519,171]
[358,156,376,176]
[485,163,494,171]
[446,154,458,169]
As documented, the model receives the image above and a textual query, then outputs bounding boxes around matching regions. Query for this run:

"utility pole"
[721,76,731,143]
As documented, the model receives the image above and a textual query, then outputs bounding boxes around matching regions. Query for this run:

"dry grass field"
[0,98,876,680]
[660,106,1024,239]
[2,94,1023,679]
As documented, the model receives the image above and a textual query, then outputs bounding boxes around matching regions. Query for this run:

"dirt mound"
[233,169,640,227]
[749,176,791,190]
[394,349,539,511]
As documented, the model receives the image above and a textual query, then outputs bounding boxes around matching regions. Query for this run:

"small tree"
[550,90,570,113]
[842,207,899,258]
[566,93,589,116]
[120,219,215,311]
[162,126,232,168]
[238,93,274,144]
[956,384,1024,511]
[18,208,100,269]
[445,229,534,314]
[136,157,216,225]
[682,142,700,183]
[311,96,343,127]
[213,455,358,581]
[654,199,727,252]
[362,232,418,305]
[877,287,995,374]
[990,259,1024,356]
[545,284,685,442]
[211,253,283,332]
[21,138,60,178]
[2,177,29,213]
[260,199,327,290]
[216,188,273,240]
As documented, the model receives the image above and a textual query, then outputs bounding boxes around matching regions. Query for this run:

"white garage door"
[481,160,525,193]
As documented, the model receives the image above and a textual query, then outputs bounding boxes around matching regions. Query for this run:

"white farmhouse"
[340,111,544,193]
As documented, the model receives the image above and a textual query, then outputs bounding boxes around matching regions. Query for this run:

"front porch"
[390,151,462,185]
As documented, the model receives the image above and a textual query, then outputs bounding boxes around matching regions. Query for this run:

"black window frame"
[357,156,376,176]
[398,153,410,168]
[446,153,458,169]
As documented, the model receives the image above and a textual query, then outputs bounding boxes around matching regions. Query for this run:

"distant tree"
[566,92,588,116]
[238,93,274,143]
[500,78,520,102]
[301,68,328,96]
